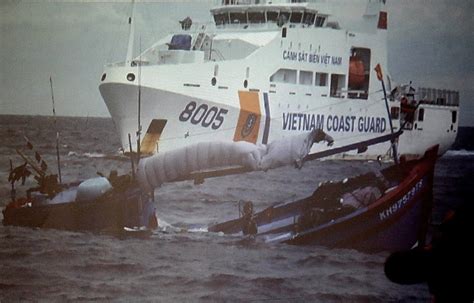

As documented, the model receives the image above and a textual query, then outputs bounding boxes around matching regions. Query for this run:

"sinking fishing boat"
[209,145,438,253]
[2,146,157,234]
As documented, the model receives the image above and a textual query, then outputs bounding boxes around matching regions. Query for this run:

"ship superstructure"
[99,0,459,159]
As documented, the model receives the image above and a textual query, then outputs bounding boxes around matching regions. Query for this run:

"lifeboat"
[349,56,366,89]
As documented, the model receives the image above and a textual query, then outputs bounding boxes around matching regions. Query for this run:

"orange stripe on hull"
[234,91,261,143]
[141,119,167,155]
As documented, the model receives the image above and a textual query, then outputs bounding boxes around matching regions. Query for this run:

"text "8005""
[179,101,228,130]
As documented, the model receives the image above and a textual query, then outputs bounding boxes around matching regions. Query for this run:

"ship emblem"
[241,114,257,138]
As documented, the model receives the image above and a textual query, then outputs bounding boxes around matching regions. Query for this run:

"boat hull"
[210,146,438,253]
[2,188,157,234]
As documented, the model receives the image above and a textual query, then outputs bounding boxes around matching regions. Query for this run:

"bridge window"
[270,68,297,84]
[167,34,192,50]
[248,11,265,23]
[303,12,315,25]
[214,13,229,25]
[267,11,279,22]
[290,11,303,23]
[230,12,247,24]
[279,11,291,24]
[330,74,346,98]
[299,70,313,85]
[315,16,326,27]
[315,72,328,86]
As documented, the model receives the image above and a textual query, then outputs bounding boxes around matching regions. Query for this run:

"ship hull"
[100,77,457,159]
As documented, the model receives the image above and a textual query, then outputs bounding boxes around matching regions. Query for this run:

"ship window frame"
[315,16,326,27]
[315,72,328,87]
[269,68,297,84]
[299,70,313,86]
[330,74,346,98]
[303,11,316,26]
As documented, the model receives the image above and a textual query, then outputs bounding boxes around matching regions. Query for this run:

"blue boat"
[209,146,438,253]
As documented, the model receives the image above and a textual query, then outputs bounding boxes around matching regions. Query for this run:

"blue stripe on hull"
[262,93,271,144]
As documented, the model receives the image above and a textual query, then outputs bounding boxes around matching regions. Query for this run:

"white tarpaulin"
[259,129,332,170]
[137,129,333,191]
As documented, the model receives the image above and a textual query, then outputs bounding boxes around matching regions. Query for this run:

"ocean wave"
[444,149,474,157]
[67,151,107,158]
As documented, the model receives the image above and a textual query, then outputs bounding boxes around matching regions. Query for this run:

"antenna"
[128,133,136,179]
[136,36,142,163]
[126,0,137,66]
[50,76,63,183]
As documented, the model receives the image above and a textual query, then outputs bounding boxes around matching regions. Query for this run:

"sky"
[1,0,473,126]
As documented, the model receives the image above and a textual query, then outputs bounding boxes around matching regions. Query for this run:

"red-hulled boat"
[209,145,438,253]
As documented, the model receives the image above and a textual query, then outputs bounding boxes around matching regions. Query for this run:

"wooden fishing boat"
[2,182,157,234]
[209,145,438,253]
[2,145,157,234]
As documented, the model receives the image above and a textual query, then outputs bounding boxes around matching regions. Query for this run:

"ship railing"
[105,61,127,67]
[181,21,215,34]
[417,87,459,107]
[104,60,151,68]
[216,0,308,6]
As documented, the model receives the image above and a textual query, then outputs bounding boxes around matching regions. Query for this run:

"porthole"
[101,73,106,81]
[211,77,217,86]
[126,73,135,82]
[243,80,248,88]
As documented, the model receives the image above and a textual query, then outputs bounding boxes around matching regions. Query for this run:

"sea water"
[1,116,472,302]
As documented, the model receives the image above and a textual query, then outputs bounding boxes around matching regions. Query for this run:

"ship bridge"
[137,0,333,66]
[211,0,330,29]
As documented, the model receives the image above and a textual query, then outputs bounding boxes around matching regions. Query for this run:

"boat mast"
[50,76,62,183]
[136,37,142,161]
[125,0,137,66]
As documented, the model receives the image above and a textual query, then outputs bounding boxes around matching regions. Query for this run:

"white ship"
[99,0,459,160]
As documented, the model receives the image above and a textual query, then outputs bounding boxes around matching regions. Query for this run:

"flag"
[375,64,383,81]
[35,151,41,162]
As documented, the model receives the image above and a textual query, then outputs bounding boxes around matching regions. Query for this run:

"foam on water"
[444,149,474,157]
